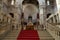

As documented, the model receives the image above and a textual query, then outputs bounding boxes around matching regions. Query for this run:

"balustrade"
[46,22,60,40]
[0,13,13,39]
[45,13,60,40]
[46,13,59,24]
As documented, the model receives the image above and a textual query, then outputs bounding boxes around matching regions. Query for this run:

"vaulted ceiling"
[22,0,39,8]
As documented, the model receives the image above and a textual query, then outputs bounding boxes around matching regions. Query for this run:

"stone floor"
[2,26,21,40]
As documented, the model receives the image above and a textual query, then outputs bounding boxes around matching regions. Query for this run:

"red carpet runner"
[17,30,40,40]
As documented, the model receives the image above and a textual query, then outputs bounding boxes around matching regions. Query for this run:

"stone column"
[56,14,59,23]
[56,0,60,23]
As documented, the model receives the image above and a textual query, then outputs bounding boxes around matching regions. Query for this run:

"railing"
[46,13,59,23]
[46,22,60,40]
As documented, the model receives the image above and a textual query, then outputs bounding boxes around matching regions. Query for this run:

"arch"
[21,0,40,20]
[22,0,39,8]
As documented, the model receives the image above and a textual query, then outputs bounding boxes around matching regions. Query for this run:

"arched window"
[47,0,50,5]
[11,0,15,5]
[28,16,32,20]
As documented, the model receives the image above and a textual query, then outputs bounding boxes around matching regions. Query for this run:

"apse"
[22,0,39,20]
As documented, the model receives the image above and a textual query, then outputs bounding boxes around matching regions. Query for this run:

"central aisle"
[17,30,40,40]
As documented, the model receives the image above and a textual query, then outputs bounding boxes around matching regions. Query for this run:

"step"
[38,30,55,40]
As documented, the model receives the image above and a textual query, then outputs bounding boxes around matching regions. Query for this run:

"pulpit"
[26,21,34,30]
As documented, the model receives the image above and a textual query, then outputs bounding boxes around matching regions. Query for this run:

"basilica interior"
[0,0,60,40]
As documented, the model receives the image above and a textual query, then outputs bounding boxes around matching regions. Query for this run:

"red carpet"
[17,30,40,40]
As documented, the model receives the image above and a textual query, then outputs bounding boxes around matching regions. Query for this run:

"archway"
[22,0,39,20]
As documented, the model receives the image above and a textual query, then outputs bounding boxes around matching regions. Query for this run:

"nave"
[0,0,60,40]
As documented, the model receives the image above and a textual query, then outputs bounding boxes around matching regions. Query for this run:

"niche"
[9,13,14,18]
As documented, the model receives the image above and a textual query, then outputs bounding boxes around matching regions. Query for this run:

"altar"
[26,21,34,30]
